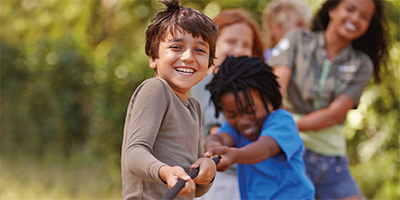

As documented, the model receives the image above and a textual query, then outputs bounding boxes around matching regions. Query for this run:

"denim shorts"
[303,149,363,199]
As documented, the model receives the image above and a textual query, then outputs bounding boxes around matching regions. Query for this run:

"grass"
[0,151,122,199]
[1,148,398,199]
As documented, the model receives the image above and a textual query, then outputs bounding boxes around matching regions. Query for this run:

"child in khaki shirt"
[269,0,391,199]
[121,0,218,199]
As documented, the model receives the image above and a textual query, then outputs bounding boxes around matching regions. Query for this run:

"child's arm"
[159,157,217,198]
[206,136,281,171]
[204,132,235,151]
[296,94,354,131]
[123,78,198,191]
[204,132,236,172]
[274,65,356,131]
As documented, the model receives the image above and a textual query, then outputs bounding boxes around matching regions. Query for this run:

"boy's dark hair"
[145,0,219,68]
[312,0,390,84]
[206,56,282,118]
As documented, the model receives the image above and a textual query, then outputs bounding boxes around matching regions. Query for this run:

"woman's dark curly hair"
[312,0,391,83]
[206,56,282,118]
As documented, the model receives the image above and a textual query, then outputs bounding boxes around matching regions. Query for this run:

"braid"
[206,56,282,118]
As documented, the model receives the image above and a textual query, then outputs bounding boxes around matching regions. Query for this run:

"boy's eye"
[346,6,355,12]
[226,115,236,119]
[244,107,256,115]
[170,45,181,50]
[223,111,237,119]
[245,111,254,115]
[195,48,207,53]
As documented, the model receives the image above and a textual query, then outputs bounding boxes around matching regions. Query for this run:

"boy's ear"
[149,57,157,69]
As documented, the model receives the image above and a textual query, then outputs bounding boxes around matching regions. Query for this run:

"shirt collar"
[317,31,353,62]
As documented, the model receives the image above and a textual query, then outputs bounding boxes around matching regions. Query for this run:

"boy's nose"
[237,115,252,129]
[181,49,194,63]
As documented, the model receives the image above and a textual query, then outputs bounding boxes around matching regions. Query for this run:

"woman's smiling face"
[220,89,271,141]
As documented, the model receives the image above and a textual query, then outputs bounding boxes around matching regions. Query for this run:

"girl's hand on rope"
[159,165,195,196]
[190,157,216,185]
[205,146,236,172]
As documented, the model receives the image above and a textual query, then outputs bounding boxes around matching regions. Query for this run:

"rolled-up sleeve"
[343,54,373,107]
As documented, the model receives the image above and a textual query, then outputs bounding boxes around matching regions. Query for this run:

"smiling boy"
[205,56,314,199]
[120,0,219,199]
[150,32,210,99]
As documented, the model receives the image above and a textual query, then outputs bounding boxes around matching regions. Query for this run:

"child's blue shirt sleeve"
[260,109,303,161]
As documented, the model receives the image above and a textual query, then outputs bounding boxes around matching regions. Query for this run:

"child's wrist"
[230,147,240,164]
[158,165,170,184]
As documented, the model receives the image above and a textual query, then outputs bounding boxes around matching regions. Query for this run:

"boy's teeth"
[345,22,356,31]
[175,68,194,75]
[244,127,255,134]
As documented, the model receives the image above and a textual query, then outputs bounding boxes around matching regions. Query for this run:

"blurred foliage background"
[1,0,398,199]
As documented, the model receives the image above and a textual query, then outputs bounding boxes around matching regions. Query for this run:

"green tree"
[1,0,398,199]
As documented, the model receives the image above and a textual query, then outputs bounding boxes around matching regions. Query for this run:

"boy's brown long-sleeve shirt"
[121,77,212,200]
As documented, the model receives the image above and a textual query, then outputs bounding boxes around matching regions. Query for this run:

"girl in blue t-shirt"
[205,56,315,199]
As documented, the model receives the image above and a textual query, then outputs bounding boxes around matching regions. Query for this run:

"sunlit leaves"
[1,0,399,199]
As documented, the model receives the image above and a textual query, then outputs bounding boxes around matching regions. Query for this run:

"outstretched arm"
[205,132,235,151]
[274,65,354,131]
[206,135,281,171]
[297,93,354,131]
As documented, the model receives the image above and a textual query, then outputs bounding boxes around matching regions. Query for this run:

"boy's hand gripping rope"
[161,156,221,200]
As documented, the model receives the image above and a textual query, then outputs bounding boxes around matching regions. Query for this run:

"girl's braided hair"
[206,56,282,118]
